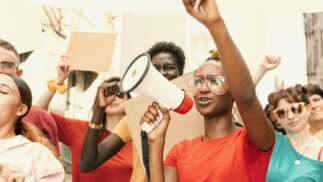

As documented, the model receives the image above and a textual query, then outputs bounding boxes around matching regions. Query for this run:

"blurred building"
[304,12,323,88]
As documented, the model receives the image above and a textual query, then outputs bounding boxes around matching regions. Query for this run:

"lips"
[287,121,298,127]
[197,97,212,106]
[109,102,119,107]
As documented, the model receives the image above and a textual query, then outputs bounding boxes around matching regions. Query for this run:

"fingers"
[183,0,193,13]
[0,164,25,182]
[140,102,160,125]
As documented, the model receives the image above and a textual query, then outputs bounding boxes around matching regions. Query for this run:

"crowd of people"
[0,0,322,181]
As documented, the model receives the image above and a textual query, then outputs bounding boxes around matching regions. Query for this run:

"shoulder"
[112,116,132,143]
[171,136,201,151]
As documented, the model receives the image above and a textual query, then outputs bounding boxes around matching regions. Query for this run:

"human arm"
[233,55,281,124]
[183,0,275,151]
[253,55,281,86]
[140,102,177,182]
[80,82,126,172]
[34,55,70,111]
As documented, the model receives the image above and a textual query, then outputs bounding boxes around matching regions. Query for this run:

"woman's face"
[105,82,128,116]
[193,61,232,117]
[274,99,309,134]
[308,94,323,123]
[0,74,25,125]
[151,52,180,81]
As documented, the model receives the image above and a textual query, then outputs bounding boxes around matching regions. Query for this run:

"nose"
[159,68,167,76]
[310,101,318,110]
[199,80,210,93]
[287,110,295,120]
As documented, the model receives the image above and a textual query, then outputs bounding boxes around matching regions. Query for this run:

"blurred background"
[0,0,322,180]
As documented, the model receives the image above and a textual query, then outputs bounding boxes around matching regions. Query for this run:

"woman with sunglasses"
[140,0,275,181]
[267,85,323,181]
[35,55,141,182]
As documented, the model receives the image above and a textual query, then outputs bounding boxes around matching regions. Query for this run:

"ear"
[16,104,28,117]
[16,69,23,77]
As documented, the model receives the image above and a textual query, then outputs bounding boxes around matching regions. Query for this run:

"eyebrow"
[195,74,220,77]
[0,83,13,91]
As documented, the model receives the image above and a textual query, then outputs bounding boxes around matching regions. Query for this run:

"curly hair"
[268,84,309,110]
[0,39,19,60]
[147,41,186,75]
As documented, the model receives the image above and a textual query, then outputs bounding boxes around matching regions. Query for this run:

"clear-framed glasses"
[0,61,17,71]
[188,74,228,95]
[273,102,306,119]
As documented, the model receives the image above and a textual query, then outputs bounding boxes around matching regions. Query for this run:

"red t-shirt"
[50,112,133,182]
[23,106,60,153]
[164,127,273,182]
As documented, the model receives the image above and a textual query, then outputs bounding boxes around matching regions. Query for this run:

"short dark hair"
[304,84,323,98]
[147,42,185,75]
[0,39,19,60]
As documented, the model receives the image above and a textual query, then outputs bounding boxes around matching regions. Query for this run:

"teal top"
[266,132,323,182]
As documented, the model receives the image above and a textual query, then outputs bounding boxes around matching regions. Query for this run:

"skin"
[140,1,275,181]
[151,52,180,81]
[0,47,22,76]
[308,94,323,135]
[275,99,323,160]
[0,74,27,181]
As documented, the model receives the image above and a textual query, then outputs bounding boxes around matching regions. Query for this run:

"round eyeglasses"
[188,74,228,95]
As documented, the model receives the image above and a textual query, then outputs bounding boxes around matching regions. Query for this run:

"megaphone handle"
[140,108,164,133]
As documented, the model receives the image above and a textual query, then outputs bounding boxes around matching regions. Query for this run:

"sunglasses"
[273,102,306,119]
[188,74,228,95]
[103,89,126,99]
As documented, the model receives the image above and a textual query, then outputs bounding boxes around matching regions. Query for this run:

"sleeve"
[33,143,65,182]
[242,127,276,155]
[164,142,182,168]
[50,112,87,146]
[112,116,132,143]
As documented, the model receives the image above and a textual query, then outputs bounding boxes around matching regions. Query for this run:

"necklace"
[293,137,314,165]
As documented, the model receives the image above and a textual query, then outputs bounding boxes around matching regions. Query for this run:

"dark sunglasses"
[103,89,125,99]
[273,102,305,119]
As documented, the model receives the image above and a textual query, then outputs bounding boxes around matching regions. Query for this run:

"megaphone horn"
[121,53,193,132]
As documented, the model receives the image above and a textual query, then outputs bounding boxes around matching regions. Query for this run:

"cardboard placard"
[66,32,116,72]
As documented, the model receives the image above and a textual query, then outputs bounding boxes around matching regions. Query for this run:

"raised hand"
[97,81,119,108]
[140,102,171,142]
[0,163,25,182]
[56,54,71,85]
[260,55,281,72]
[182,0,221,27]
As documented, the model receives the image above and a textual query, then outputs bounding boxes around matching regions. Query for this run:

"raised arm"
[253,55,281,86]
[34,55,70,111]
[80,82,125,172]
[183,0,275,151]
[233,55,281,124]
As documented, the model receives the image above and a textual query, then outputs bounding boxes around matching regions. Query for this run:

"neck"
[308,120,323,135]
[105,113,124,131]
[287,127,313,148]
[0,122,16,139]
[203,111,238,141]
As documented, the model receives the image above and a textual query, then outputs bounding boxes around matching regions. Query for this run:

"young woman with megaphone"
[139,0,276,181]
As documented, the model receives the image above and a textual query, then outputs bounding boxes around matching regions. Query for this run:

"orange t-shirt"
[51,112,133,182]
[164,127,273,182]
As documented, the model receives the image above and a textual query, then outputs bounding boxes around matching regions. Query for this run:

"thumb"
[159,105,170,121]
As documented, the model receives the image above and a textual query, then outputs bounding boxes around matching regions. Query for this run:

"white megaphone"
[121,53,193,133]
